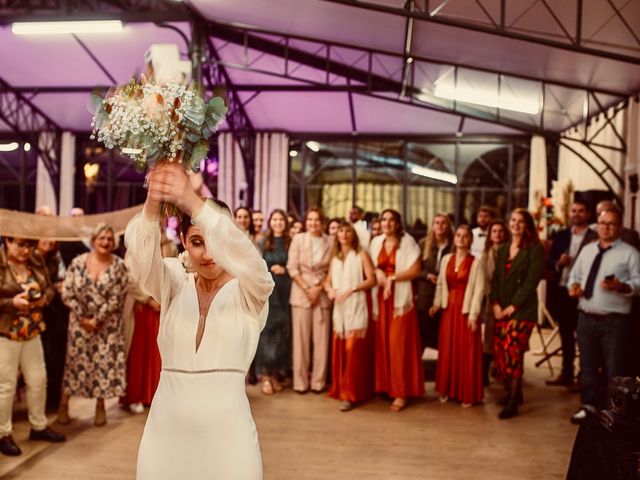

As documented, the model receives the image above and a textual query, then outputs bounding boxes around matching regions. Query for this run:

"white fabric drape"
[59,132,76,216]
[254,132,289,215]
[528,135,547,212]
[624,100,640,229]
[35,132,57,214]
[557,104,626,196]
[217,132,247,211]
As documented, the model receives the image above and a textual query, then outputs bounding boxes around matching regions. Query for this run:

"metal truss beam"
[0,76,61,198]
[202,36,257,206]
[207,21,627,135]
[318,0,640,65]
[0,0,191,24]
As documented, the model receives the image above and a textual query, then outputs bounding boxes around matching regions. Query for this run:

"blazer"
[287,232,333,308]
[546,227,597,285]
[0,246,55,336]
[490,242,545,321]
[433,253,485,321]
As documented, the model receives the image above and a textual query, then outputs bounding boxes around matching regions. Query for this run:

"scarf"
[330,251,367,337]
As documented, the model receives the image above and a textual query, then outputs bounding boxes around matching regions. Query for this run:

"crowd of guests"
[1,197,638,457]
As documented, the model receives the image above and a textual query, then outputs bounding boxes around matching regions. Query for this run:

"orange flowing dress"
[375,246,425,398]
[435,255,483,404]
[329,294,374,404]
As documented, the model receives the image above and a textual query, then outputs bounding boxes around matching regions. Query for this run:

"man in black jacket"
[545,200,598,386]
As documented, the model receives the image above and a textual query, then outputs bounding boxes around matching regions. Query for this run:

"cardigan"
[490,242,545,321]
[432,253,485,321]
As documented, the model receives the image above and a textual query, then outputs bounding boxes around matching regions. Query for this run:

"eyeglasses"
[597,221,619,228]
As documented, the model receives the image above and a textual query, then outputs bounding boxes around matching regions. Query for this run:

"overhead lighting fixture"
[289,150,298,157]
[0,142,19,152]
[410,165,457,184]
[305,141,320,152]
[12,20,123,35]
[24,142,31,152]
[433,83,540,115]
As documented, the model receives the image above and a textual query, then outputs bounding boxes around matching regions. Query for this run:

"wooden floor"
[1,334,580,479]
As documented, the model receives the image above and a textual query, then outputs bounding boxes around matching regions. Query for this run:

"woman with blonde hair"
[430,225,485,407]
[370,209,423,411]
[58,223,128,427]
[325,222,376,411]
[415,213,453,350]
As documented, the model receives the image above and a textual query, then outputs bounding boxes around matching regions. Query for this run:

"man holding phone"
[567,207,640,424]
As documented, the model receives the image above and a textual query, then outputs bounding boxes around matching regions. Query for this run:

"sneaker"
[570,407,594,425]
[129,403,144,414]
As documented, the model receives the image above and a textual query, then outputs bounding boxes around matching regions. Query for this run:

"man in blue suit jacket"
[545,200,598,386]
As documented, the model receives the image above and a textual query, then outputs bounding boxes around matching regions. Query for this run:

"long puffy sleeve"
[190,203,274,318]
[124,212,185,306]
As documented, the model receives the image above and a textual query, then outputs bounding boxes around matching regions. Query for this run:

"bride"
[125,164,274,479]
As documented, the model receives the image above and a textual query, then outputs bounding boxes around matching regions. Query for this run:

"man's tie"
[583,244,612,299]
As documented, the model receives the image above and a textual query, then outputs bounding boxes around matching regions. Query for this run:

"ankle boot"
[499,378,521,419]
[95,399,106,427]
[57,395,70,425]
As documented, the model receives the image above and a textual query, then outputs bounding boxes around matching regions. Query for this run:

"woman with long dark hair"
[369,209,423,411]
[491,209,545,419]
[234,206,256,243]
[256,209,292,395]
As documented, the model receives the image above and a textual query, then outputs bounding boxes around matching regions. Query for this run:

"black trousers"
[549,285,579,378]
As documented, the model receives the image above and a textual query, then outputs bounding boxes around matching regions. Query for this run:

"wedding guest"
[471,206,494,259]
[349,205,370,249]
[370,209,424,411]
[256,209,292,395]
[326,218,342,238]
[290,219,304,236]
[481,220,508,385]
[545,200,597,387]
[325,222,376,411]
[35,234,69,410]
[58,223,128,427]
[593,201,640,250]
[491,209,545,419]
[415,213,453,350]
[59,207,91,267]
[252,209,265,239]
[234,207,256,243]
[287,207,333,393]
[0,236,65,457]
[430,225,485,407]
[568,207,640,424]
[370,218,382,239]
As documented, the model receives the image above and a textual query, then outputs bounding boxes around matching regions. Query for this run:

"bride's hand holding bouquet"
[144,164,204,222]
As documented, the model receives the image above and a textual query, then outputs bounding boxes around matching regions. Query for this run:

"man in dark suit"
[546,200,598,387]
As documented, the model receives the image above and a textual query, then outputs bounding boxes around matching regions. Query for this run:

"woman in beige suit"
[287,207,333,393]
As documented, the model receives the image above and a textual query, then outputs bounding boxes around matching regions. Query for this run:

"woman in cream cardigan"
[430,225,485,407]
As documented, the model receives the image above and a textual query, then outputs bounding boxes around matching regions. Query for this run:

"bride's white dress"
[125,203,274,480]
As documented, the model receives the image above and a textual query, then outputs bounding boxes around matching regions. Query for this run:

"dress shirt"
[560,229,587,287]
[568,238,640,315]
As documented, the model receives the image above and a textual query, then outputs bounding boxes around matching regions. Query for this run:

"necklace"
[454,253,467,273]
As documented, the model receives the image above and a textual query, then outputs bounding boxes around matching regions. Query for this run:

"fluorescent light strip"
[434,84,539,115]
[410,165,457,185]
[12,20,123,35]
[0,142,19,152]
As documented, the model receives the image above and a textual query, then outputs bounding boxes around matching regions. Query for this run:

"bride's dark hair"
[180,198,232,237]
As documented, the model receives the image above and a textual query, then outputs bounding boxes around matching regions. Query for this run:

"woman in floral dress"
[58,223,128,427]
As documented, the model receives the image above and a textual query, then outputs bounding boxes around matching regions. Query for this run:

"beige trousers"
[0,336,48,436]
[291,305,331,392]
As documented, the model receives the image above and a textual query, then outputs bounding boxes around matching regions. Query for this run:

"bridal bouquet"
[88,78,228,173]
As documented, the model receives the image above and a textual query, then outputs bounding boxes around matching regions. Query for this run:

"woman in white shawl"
[369,209,424,411]
[324,222,376,412]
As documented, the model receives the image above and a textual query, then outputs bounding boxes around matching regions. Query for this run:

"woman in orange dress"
[369,209,423,411]
[430,225,485,407]
[325,222,376,411]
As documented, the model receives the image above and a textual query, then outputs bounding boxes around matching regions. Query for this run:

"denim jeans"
[576,311,631,409]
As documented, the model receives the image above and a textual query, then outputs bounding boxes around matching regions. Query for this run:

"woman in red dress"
[430,225,485,407]
[325,222,376,411]
[369,209,423,411]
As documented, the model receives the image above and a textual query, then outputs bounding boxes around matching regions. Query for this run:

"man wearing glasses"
[568,207,640,424]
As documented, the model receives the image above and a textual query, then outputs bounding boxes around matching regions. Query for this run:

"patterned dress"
[61,254,128,398]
